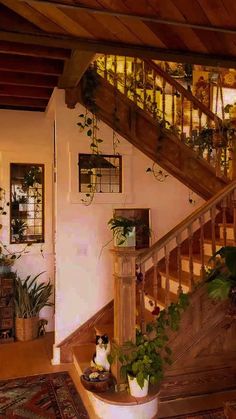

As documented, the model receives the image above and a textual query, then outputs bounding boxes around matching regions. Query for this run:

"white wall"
[0,109,54,330]
[52,90,204,344]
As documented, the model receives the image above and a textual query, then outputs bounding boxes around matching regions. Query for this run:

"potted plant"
[109,293,189,397]
[14,272,53,341]
[11,219,27,242]
[108,216,150,248]
[206,246,236,309]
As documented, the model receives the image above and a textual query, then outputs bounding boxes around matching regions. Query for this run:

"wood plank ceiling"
[1,0,236,111]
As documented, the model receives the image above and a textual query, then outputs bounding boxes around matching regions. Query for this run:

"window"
[78,154,122,193]
[10,163,44,244]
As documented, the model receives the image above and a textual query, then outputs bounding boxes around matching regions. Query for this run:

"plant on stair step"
[108,292,189,396]
[206,246,236,310]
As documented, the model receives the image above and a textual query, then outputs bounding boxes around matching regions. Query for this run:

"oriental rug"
[0,371,89,418]
[162,407,225,418]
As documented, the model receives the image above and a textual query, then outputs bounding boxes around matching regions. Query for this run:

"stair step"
[181,254,210,276]
[144,287,177,313]
[160,269,200,293]
[219,224,235,240]
[204,238,234,256]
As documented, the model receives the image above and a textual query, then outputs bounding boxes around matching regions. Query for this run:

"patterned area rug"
[0,371,89,418]
[163,407,226,418]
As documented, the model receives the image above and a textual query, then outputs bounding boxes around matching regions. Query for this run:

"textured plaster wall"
[0,109,54,331]
[52,89,205,344]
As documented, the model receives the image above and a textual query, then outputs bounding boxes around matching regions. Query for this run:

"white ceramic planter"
[128,375,149,398]
[114,227,136,248]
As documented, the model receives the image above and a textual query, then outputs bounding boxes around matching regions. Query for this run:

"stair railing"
[94,55,232,179]
[136,180,236,324]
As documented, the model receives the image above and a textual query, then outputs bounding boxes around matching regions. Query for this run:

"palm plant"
[14,272,53,318]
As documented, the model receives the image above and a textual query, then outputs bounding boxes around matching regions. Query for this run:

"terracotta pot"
[15,316,39,341]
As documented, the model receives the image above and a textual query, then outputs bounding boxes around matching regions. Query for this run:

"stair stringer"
[74,75,228,200]
[58,300,114,363]
[160,285,236,400]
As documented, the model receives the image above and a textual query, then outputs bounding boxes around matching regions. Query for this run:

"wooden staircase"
[66,55,231,200]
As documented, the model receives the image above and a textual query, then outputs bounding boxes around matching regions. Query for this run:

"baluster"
[223,146,228,177]
[176,234,183,295]
[210,206,216,259]
[152,70,156,118]
[124,56,127,96]
[188,225,194,291]
[171,85,175,126]
[190,100,193,138]
[140,262,146,333]
[104,55,107,80]
[164,245,170,307]
[232,189,236,245]
[143,61,147,112]
[152,251,160,303]
[199,215,205,279]
[114,55,117,89]
[162,78,166,123]
[221,197,227,246]
[215,147,222,177]
[181,94,184,135]
[133,57,137,106]
[198,110,202,131]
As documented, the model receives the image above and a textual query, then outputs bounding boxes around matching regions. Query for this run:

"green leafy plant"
[22,166,42,190]
[14,272,53,318]
[11,219,27,242]
[109,293,189,389]
[206,246,236,300]
[108,216,150,246]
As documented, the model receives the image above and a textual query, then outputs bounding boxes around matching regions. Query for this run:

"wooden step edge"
[204,238,235,245]
[181,254,210,264]
[159,270,199,286]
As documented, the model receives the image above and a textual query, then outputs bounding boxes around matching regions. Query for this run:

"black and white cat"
[92,332,111,371]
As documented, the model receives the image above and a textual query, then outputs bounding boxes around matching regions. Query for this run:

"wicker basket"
[15,316,39,341]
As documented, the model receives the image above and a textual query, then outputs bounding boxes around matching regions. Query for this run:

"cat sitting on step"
[91,328,111,372]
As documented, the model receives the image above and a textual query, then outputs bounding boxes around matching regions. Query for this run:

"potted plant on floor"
[14,272,53,341]
[109,293,189,397]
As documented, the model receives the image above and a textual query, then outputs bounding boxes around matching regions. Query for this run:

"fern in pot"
[14,272,53,341]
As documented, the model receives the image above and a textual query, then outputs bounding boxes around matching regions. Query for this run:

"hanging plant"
[0,187,9,215]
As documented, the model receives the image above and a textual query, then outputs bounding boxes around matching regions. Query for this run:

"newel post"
[110,247,137,387]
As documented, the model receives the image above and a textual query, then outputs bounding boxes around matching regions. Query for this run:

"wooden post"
[110,247,137,387]
[230,133,236,180]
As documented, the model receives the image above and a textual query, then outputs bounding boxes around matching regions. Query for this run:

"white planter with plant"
[108,216,139,248]
[128,374,149,397]
[14,272,53,341]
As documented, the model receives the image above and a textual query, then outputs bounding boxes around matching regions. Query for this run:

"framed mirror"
[10,163,44,244]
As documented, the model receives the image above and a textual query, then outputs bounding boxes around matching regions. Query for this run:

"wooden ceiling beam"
[0,40,70,59]
[0,84,52,99]
[58,49,94,88]
[15,0,236,37]
[0,71,58,87]
[0,53,64,74]
[0,96,48,108]
[1,30,236,68]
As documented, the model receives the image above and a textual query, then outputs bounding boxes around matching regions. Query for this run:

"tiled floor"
[0,333,97,418]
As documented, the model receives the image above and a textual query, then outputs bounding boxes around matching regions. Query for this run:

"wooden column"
[110,247,137,387]
[230,133,236,180]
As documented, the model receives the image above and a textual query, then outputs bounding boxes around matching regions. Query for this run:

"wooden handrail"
[144,59,222,125]
[138,180,236,263]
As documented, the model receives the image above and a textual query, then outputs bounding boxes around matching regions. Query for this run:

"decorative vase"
[114,227,136,248]
[15,316,39,341]
[128,375,149,397]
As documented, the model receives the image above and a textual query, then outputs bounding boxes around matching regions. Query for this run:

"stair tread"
[181,253,210,264]
[204,238,235,246]
[145,287,177,305]
[159,269,200,285]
